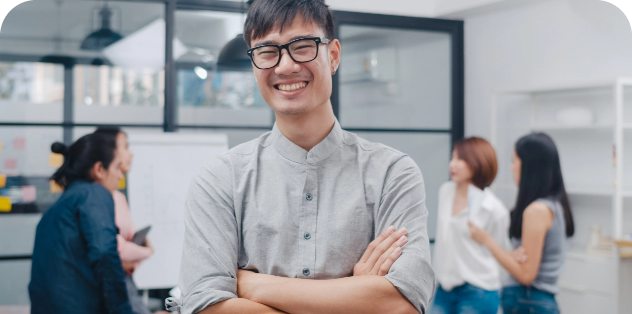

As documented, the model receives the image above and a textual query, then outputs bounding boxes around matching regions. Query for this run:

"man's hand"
[353,226,407,276]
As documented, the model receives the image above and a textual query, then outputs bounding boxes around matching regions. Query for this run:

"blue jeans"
[431,283,500,314]
[501,286,559,314]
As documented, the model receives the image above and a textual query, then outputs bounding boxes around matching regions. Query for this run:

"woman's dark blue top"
[29,181,134,314]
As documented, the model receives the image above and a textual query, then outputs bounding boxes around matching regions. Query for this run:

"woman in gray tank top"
[468,133,575,314]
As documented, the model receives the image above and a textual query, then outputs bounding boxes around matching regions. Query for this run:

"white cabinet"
[557,252,614,314]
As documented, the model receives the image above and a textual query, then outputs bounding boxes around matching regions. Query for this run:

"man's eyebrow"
[252,34,316,48]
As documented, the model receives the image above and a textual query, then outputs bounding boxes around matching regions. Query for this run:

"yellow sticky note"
[0,174,6,188]
[0,141,3,155]
[50,180,63,194]
[0,196,11,212]
[49,153,64,167]
[118,176,126,190]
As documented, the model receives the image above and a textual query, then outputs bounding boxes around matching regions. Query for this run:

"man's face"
[249,16,340,116]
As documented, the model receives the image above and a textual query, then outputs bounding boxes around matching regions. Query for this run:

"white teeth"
[278,82,307,91]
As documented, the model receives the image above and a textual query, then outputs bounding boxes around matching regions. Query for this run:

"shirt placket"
[298,162,318,279]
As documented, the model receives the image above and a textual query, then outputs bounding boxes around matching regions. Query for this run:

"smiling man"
[178,1,435,313]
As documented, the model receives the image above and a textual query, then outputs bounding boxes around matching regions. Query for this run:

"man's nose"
[275,49,301,75]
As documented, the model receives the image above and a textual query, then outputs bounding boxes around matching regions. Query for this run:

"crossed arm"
[201,227,418,314]
[180,155,433,314]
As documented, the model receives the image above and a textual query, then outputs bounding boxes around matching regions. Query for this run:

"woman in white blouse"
[431,137,511,314]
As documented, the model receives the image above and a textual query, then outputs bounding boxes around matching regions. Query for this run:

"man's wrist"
[250,273,284,304]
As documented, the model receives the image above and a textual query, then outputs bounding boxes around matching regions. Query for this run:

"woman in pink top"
[95,127,167,314]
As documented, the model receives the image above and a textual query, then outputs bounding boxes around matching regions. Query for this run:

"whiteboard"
[127,133,228,289]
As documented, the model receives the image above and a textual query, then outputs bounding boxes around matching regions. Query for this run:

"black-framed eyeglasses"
[247,37,330,70]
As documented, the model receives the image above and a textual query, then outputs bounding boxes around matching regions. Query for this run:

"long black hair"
[509,133,575,239]
[50,133,117,189]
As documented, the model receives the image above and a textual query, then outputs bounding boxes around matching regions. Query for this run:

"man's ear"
[90,161,105,181]
[329,39,341,74]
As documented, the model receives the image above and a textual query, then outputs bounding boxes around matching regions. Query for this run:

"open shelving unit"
[490,77,632,314]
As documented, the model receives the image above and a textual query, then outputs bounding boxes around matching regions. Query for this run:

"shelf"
[531,125,613,132]
[494,79,616,94]
[493,78,632,95]
[566,251,614,263]
[493,185,632,197]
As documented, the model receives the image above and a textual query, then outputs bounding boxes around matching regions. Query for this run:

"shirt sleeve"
[179,156,239,314]
[77,184,134,314]
[378,156,436,314]
[489,203,511,252]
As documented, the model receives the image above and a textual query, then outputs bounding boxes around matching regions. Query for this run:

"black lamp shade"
[39,55,76,67]
[81,6,123,51]
[216,34,252,71]
[81,28,123,51]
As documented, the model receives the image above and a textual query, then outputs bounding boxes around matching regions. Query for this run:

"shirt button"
[302,268,310,276]
[304,232,311,240]
[306,193,313,201]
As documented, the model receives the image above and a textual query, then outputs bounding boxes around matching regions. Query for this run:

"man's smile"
[275,81,309,91]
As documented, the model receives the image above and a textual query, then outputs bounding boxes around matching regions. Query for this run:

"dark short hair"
[453,137,498,190]
[244,0,334,48]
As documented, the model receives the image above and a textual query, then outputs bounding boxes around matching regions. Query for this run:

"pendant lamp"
[80,4,123,51]
[40,0,76,67]
[216,0,252,71]
[216,34,251,71]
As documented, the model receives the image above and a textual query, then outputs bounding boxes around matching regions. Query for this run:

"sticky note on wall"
[49,153,64,167]
[13,137,26,150]
[0,174,6,188]
[22,185,36,203]
[4,158,17,170]
[0,142,3,155]
[118,176,126,190]
[0,196,11,212]
[50,180,63,194]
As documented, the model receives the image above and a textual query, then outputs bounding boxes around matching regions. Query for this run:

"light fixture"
[216,34,251,71]
[216,0,251,71]
[194,66,208,80]
[80,2,123,51]
[40,0,75,66]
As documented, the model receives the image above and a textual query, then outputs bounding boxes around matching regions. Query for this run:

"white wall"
[435,0,509,16]
[326,0,434,17]
[463,0,632,138]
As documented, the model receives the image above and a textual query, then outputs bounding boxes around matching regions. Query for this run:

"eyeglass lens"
[252,39,319,69]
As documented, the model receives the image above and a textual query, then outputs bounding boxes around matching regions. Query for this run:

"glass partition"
[338,25,452,130]
[0,62,64,123]
[175,10,273,127]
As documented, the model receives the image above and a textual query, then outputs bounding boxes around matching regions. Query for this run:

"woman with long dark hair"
[469,133,574,314]
[29,133,134,314]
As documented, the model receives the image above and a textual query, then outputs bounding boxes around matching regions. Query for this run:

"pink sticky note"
[13,137,26,150]
[4,158,17,170]
[22,185,37,203]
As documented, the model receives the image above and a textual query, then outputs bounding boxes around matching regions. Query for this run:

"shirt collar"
[270,119,343,164]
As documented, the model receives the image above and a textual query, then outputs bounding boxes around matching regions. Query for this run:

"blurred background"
[1,0,632,313]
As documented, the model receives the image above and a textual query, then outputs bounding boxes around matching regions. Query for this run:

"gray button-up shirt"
[179,120,435,314]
